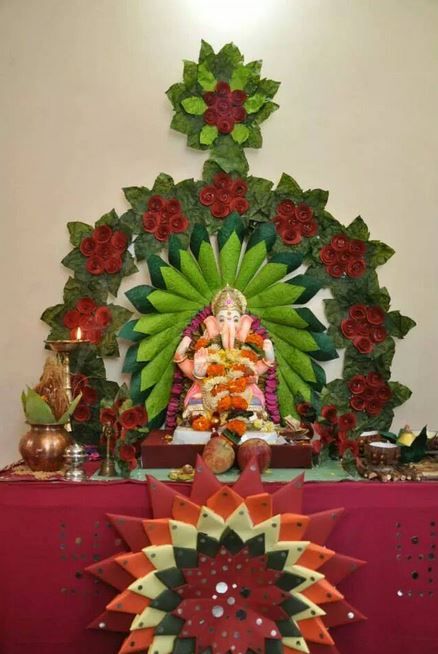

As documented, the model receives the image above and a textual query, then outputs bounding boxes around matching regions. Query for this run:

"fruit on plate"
[237,438,271,473]
[203,433,235,473]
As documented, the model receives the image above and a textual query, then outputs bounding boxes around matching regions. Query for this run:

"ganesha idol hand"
[263,338,275,365]
[193,347,209,379]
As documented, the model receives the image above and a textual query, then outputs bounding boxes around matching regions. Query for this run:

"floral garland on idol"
[87,462,366,654]
[40,41,415,470]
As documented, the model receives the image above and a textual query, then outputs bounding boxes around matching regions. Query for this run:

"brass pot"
[19,424,73,472]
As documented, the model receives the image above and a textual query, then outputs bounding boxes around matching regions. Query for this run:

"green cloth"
[91,459,355,483]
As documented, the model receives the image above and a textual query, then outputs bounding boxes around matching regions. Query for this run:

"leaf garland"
[167,41,280,150]
[39,40,416,451]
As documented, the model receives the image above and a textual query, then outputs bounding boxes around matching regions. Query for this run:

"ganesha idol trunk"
[141,430,312,469]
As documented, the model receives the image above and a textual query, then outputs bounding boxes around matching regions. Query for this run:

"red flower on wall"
[203,82,247,133]
[320,234,367,279]
[273,200,318,245]
[142,195,189,242]
[62,297,112,344]
[340,304,387,353]
[79,226,128,275]
[70,373,99,424]
[199,172,249,219]
[348,372,392,415]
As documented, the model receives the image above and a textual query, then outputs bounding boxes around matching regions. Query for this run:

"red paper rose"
[214,173,233,189]
[217,118,233,134]
[133,405,148,426]
[279,226,301,245]
[319,246,337,265]
[104,255,123,274]
[216,81,230,96]
[366,306,385,325]
[327,263,344,278]
[370,325,388,343]
[155,224,170,242]
[143,212,159,233]
[170,214,189,233]
[231,197,249,214]
[81,386,98,405]
[111,230,128,251]
[296,204,313,223]
[86,255,105,276]
[95,306,112,328]
[232,180,248,198]
[95,242,113,258]
[73,404,91,422]
[211,202,230,219]
[332,235,349,251]
[71,373,88,393]
[119,408,140,430]
[338,412,356,431]
[76,297,96,315]
[341,319,357,339]
[349,305,367,321]
[100,407,117,425]
[365,399,384,416]
[204,108,217,125]
[199,186,216,206]
[278,200,295,217]
[63,309,81,329]
[320,234,367,279]
[350,396,366,412]
[273,200,317,245]
[321,404,338,424]
[148,195,165,212]
[352,335,373,354]
[93,225,113,243]
[118,444,137,464]
[79,236,97,257]
[366,372,383,388]
[348,374,367,395]
[231,90,247,105]
[346,259,366,278]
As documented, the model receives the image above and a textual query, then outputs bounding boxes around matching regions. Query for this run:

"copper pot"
[19,424,73,472]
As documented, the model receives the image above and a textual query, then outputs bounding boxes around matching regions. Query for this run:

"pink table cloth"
[0,479,437,654]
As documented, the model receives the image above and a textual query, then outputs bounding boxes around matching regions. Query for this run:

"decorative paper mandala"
[87,459,365,653]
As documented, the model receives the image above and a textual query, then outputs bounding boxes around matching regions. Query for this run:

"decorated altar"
[3,40,437,654]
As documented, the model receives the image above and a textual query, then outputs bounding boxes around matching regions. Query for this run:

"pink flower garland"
[165,308,281,429]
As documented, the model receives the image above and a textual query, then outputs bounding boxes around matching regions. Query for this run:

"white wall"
[1,0,437,467]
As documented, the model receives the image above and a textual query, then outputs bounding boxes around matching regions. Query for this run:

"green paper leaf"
[244,93,266,114]
[140,342,177,391]
[389,382,412,407]
[181,96,208,115]
[369,240,396,267]
[208,137,249,174]
[138,328,181,363]
[170,111,194,135]
[146,366,174,423]
[245,124,263,148]
[61,249,86,275]
[243,252,303,296]
[386,311,416,338]
[67,221,92,247]
[258,78,281,98]
[254,101,279,125]
[200,125,218,145]
[276,173,303,197]
[166,83,187,108]
[123,186,151,213]
[183,60,198,88]
[95,210,118,228]
[346,216,370,240]
[134,312,193,336]
[149,290,201,314]
[230,65,252,91]
[231,124,249,144]
[197,62,216,91]
[152,173,175,196]
[199,40,215,64]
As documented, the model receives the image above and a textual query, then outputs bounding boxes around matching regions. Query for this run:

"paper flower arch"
[41,40,415,452]
[87,459,366,654]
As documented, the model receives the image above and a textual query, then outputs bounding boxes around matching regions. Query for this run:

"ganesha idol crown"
[211,285,247,315]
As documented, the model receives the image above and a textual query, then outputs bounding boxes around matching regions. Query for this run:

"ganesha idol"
[172,286,278,445]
